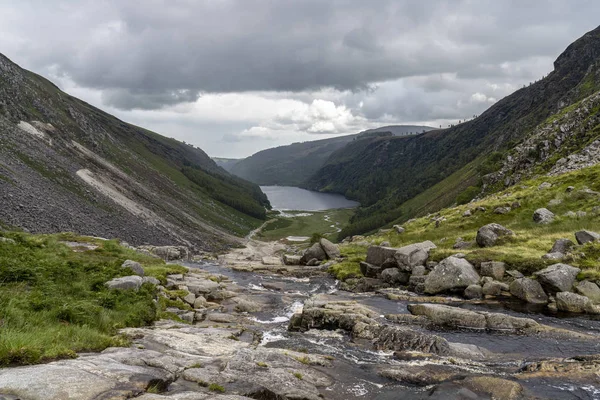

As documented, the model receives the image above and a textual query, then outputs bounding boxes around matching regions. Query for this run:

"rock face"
[575,230,600,245]
[105,275,143,291]
[122,260,145,276]
[424,257,480,294]
[319,238,340,259]
[476,223,514,247]
[480,261,505,280]
[556,292,600,314]
[509,278,548,304]
[533,208,555,224]
[533,263,580,293]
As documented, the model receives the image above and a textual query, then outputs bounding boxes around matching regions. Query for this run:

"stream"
[187,260,600,400]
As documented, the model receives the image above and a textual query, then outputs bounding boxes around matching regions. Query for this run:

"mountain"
[229,125,434,187]
[304,25,600,238]
[212,157,241,173]
[0,54,270,251]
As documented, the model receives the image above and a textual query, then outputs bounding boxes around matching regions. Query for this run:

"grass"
[293,372,303,380]
[256,208,355,242]
[330,163,600,281]
[256,361,269,368]
[0,232,187,366]
[208,383,225,393]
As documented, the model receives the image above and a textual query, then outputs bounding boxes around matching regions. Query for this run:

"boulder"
[411,265,426,276]
[193,295,208,309]
[463,210,472,217]
[533,263,580,293]
[283,254,301,265]
[381,268,410,285]
[366,245,399,266]
[105,275,143,291]
[381,257,399,271]
[494,206,511,215]
[394,241,436,270]
[393,225,405,234]
[575,230,600,245]
[542,252,566,261]
[509,278,548,304]
[550,238,575,254]
[556,292,600,314]
[533,208,555,224]
[182,292,196,306]
[121,260,144,276]
[261,256,281,265]
[319,238,340,259]
[359,262,381,278]
[506,269,524,279]
[480,261,505,280]
[482,281,509,296]
[574,281,600,304]
[306,258,320,266]
[424,257,480,294]
[301,243,327,264]
[476,223,514,247]
[142,276,160,286]
[539,182,552,190]
[464,284,483,299]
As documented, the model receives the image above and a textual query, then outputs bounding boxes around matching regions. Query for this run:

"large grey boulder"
[574,281,600,304]
[480,261,505,280]
[394,241,436,270]
[381,268,410,285]
[551,238,575,254]
[533,263,580,293]
[301,242,327,264]
[509,278,548,304]
[319,238,340,259]
[533,208,555,224]
[366,245,399,266]
[105,275,143,291]
[121,260,144,276]
[424,257,480,294]
[360,262,381,278]
[575,230,600,245]
[476,223,514,247]
[556,292,600,314]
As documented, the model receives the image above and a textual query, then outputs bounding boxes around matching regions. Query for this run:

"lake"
[260,186,359,211]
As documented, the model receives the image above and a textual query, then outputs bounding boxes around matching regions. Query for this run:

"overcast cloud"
[1,0,599,157]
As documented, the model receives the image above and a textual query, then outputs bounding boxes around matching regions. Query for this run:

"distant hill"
[357,125,435,139]
[213,157,241,173]
[0,54,270,251]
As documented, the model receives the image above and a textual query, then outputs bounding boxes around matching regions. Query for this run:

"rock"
[533,263,580,293]
[381,257,398,271]
[460,376,523,400]
[206,313,236,323]
[411,265,426,276]
[283,254,301,265]
[548,198,563,207]
[262,282,285,291]
[575,230,600,245]
[453,239,473,249]
[380,241,390,247]
[182,292,196,306]
[139,245,188,261]
[319,238,340,259]
[394,241,436,270]
[300,243,327,264]
[574,281,600,304]
[476,223,514,247]
[121,260,145,276]
[359,262,381,278]
[482,281,509,296]
[577,211,588,218]
[550,238,575,254]
[374,326,451,355]
[464,284,483,299]
[381,268,410,285]
[511,201,521,209]
[306,258,320,266]
[505,269,524,279]
[494,206,511,214]
[186,279,220,295]
[509,278,548,304]
[556,292,600,314]
[564,211,577,218]
[566,186,575,192]
[379,364,464,386]
[105,275,143,291]
[366,245,399,266]
[424,257,480,294]
[142,276,160,286]
[539,182,552,190]
[533,208,555,224]
[463,210,472,217]
[0,237,16,244]
[542,252,566,261]
[479,261,505,280]
[193,296,208,309]
[261,256,281,265]
[232,297,262,313]
[180,312,195,323]
[393,225,405,234]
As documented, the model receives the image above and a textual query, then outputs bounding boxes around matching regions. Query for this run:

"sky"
[1,1,599,158]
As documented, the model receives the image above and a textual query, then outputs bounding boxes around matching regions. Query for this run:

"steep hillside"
[305,25,600,238]
[0,54,270,251]
[357,125,434,138]
[213,157,241,173]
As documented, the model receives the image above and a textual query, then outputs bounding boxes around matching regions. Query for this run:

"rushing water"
[187,261,600,399]
[260,186,359,211]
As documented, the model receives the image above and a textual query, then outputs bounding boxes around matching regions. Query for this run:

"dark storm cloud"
[3,0,599,111]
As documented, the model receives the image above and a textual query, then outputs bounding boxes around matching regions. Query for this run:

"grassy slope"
[256,209,355,242]
[0,232,187,366]
[331,163,600,281]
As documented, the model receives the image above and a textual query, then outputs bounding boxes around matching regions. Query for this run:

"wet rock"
[381,268,410,285]
[379,364,464,386]
[319,238,340,259]
[574,281,600,303]
[424,257,480,294]
[105,275,143,291]
[374,326,451,355]
[261,282,285,291]
[359,261,381,278]
[464,284,483,299]
[393,225,405,234]
[460,376,523,400]
[533,263,580,293]
[366,245,399,266]
[533,208,555,224]
[575,230,600,245]
[479,261,505,280]
[556,292,600,314]
[283,254,301,265]
[300,243,327,264]
[482,281,509,296]
[509,278,548,304]
[121,260,145,276]
[476,223,514,247]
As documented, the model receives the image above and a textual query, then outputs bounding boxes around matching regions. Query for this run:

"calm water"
[260,186,359,211]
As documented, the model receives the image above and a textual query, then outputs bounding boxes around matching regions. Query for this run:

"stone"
[506,269,524,279]
[380,241,390,247]
[494,206,511,214]
[206,313,236,323]
[366,245,399,266]
[411,265,426,276]
[577,211,588,218]
[359,261,381,278]
[381,268,410,285]
[142,276,160,286]
[261,256,281,265]
[482,281,509,296]
[193,295,208,309]
[575,230,600,245]
[306,258,320,266]
[511,201,521,209]
[424,256,480,294]
[509,278,548,304]
[566,186,575,192]
[463,210,472,217]
[476,223,514,247]
[381,257,398,270]
[394,241,436,270]
[182,292,196,306]
[121,260,144,276]
[319,238,340,259]
[453,239,473,249]
[480,261,505,280]
[105,275,143,291]
[180,312,195,323]
[556,292,600,314]
[393,225,405,234]
[548,198,563,207]
[379,364,465,386]
[283,254,301,265]
[464,284,483,299]
[460,376,523,400]
[232,297,262,313]
[533,263,580,293]
[542,252,566,261]
[539,182,552,190]
[533,208,555,224]
[0,237,16,244]
[300,243,327,264]
[564,211,577,218]
[574,281,600,304]
[550,238,575,254]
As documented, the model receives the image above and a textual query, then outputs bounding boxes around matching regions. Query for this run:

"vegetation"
[208,383,225,393]
[256,209,355,242]
[0,232,186,366]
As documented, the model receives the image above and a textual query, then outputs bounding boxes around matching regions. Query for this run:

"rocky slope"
[304,25,600,237]
[0,54,270,251]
